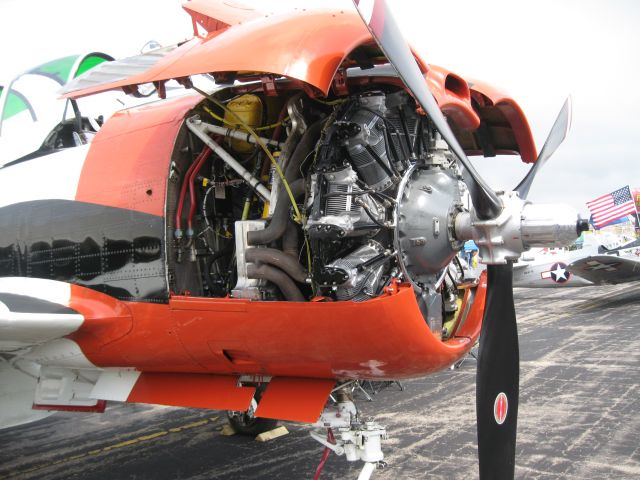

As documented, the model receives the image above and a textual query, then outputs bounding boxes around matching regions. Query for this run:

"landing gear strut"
[226,387,278,436]
[310,389,387,480]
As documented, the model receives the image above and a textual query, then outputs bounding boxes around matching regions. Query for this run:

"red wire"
[313,429,335,480]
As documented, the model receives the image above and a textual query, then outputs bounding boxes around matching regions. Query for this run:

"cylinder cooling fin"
[325,241,387,301]
[306,166,385,239]
[339,92,396,192]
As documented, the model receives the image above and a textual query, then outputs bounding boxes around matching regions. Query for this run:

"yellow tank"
[224,94,263,153]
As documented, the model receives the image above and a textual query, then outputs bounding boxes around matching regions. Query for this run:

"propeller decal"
[494,392,509,425]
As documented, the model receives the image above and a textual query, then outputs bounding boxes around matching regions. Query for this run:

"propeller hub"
[454,191,583,264]
[520,202,586,248]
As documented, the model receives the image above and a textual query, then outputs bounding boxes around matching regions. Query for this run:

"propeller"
[352,1,576,479]
[515,97,572,199]
[476,263,518,478]
[474,96,572,478]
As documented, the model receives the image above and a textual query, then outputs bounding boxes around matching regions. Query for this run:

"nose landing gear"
[310,388,388,480]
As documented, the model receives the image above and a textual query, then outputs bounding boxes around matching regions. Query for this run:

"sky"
[0,0,638,216]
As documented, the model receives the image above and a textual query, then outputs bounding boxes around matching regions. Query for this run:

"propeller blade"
[351,0,502,220]
[515,97,572,199]
[476,263,519,479]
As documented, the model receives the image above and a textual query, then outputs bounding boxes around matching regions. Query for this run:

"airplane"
[0,1,589,478]
[513,233,640,288]
[0,52,114,165]
[0,48,210,168]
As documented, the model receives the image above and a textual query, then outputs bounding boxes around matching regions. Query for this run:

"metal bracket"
[261,75,278,96]
[332,68,349,96]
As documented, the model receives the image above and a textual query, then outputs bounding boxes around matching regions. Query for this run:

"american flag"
[586,186,637,229]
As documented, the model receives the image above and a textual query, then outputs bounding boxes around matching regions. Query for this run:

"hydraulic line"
[203,245,232,295]
[241,153,264,220]
[270,103,289,145]
[176,147,210,238]
[260,102,289,181]
[187,148,213,236]
[313,429,335,480]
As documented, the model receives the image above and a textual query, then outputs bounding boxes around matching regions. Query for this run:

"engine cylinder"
[325,241,386,301]
[341,92,394,191]
[306,166,384,239]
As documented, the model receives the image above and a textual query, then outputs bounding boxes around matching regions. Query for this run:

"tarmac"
[1,283,639,480]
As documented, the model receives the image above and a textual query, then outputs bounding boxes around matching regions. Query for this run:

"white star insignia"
[552,264,567,281]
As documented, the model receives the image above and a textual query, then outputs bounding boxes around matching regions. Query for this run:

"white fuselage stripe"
[0,278,72,307]
[0,278,83,352]
[0,144,87,208]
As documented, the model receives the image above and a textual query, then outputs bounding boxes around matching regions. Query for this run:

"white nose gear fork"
[310,389,387,480]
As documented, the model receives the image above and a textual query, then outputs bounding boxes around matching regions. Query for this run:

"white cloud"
[0,0,638,215]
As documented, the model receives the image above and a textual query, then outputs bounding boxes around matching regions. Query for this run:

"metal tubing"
[186,117,271,201]
[201,123,283,149]
[245,248,308,283]
[282,221,299,259]
[246,264,305,301]
[283,120,324,179]
[247,120,324,245]
[357,462,376,480]
[247,179,304,246]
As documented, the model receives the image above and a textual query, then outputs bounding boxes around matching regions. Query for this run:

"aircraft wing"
[0,278,101,428]
[568,254,640,285]
[0,298,84,352]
